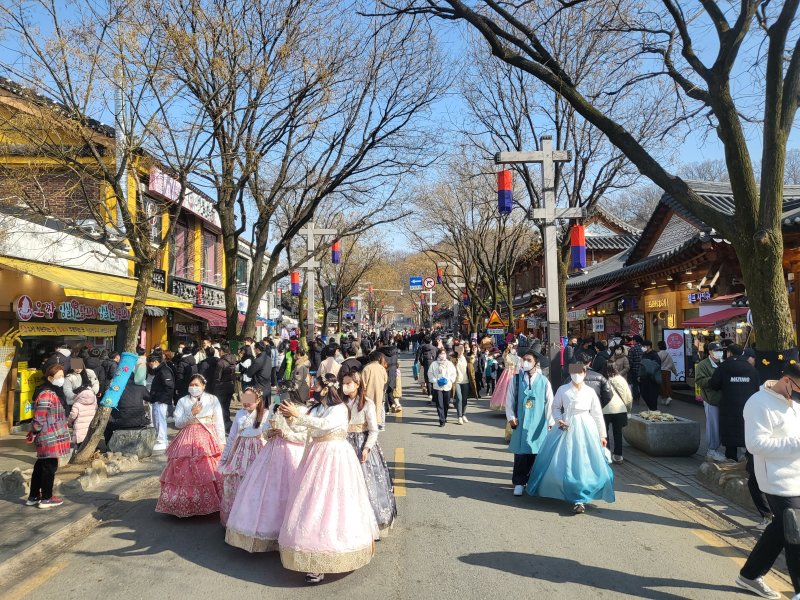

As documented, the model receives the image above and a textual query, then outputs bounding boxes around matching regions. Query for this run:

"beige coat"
[361,361,388,425]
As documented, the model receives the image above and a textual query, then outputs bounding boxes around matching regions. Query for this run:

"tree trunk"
[297,278,308,352]
[220,203,241,340]
[338,300,345,333]
[71,260,154,464]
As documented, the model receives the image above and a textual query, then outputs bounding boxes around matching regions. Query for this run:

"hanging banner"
[662,328,687,382]
[0,346,15,396]
[592,316,605,332]
[19,322,118,337]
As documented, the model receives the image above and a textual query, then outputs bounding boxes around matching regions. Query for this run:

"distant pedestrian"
[627,335,644,402]
[604,362,632,465]
[490,345,518,411]
[637,341,662,411]
[452,348,470,424]
[696,342,725,462]
[609,343,630,380]
[27,364,70,508]
[736,362,800,600]
[657,341,677,406]
[428,349,457,427]
[148,354,174,452]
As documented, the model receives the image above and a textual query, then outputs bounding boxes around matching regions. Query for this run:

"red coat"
[32,388,71,459]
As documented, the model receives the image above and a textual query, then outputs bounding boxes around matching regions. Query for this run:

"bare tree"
[0,0,208,461]
[152,0,445,339]
[680,159,730,182]
[378,0,800,354]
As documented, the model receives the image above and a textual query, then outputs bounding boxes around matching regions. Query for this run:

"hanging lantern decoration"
[369,285,374,299]
[497,169,513,215]
[350,299,356,311]
[419,293,424,307]
[462,289,470,307]
[290,271,301,296]
[570,224,587,270]
[331,240,341,265]
[436,267,444,284]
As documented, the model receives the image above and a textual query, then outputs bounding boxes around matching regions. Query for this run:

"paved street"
[4,357,794,600]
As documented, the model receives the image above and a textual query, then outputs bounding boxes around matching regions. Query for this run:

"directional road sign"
[409,276,423,291]
[486,309,507,329]
[423,277,435,290]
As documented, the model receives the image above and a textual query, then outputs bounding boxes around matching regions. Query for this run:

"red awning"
[177,307,245,328]
[573,287,622,311]
[681,307,748,328]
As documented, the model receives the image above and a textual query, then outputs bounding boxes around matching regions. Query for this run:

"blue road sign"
[266,319,277,327]
[409,276,423,291]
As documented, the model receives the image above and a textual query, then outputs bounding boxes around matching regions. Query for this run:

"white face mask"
[712,351,723,361]
[188,386,203,398]
[521,361,534,372]
[51,376,65,387]
[342,383,357,395]
[570,373,585,384]
[510,349,517,355]
[438,355,447,362]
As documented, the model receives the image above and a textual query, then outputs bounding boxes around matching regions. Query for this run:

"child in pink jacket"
[69,389,98,444]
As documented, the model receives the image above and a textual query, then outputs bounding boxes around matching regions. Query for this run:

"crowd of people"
[22,325,800,598]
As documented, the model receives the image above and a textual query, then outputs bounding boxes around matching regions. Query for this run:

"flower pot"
[622,414,700,457]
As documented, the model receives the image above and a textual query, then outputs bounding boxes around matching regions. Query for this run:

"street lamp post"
[495,136,582,387]
[299,221,337,343]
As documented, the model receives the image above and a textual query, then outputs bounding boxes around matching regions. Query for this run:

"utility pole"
[495,136,580,387]
[299,221,337,343]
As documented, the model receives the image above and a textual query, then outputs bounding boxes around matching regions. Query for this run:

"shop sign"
[152,269,166,291]
[567,309,587,322]
[688,291,712,303]
[174,322,200,334]
[148,168,221,228]
[14,296,130,322]
[592,316,605,332]
[526,317,537,328]
[662,329,687,382]
[19,322,118,337]
[645,296,670,310]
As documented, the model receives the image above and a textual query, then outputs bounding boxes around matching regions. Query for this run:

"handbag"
[412,363,419,381]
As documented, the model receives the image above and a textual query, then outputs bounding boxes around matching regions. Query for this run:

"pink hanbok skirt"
[217,436,265,526]
[489,367,514,411]
[225,436,306,552]
[278,434,379,573]
[156,422,222,517]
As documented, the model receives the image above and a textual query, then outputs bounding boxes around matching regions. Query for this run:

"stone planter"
[622,414,700,457]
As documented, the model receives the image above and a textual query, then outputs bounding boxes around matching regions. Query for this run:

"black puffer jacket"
[247,351,273,396]
[380,345,399,390]
[110,383,149,429]
[214,353,237,399]
[563,368,613,408]
[149,363,175,404]
[709,355,760,447]
[175,354,198,399]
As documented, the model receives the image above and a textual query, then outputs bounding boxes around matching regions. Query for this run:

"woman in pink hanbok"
[225,385,308,552]
[490,345,520,411]
[217,388,267,526]
[277,374,379,584]
[156,374,224,517]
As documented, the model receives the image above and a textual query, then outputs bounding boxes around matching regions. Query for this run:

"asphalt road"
[6,355,794,600]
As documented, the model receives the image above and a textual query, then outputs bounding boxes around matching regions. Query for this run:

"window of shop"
[143,195,163,245]
[172,219,192,279]
[203,230,220,285]
[236,256,249,293]
[683,308,700,323]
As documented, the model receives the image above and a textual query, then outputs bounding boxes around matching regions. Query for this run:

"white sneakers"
[612,455,624,464]
[462,416,469,423]
[755,516,772,532]
[707,450,728,462]
[663,397,672,406]
[735,575,781,599]
[458,417,464,425]
[153,443,168,452]
[513,485,524,496]
[573,503,586,514]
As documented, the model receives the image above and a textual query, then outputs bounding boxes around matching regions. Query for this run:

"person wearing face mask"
[452,347,470,425]
[490,345,520,412]
[26,364,71,508]
[341,371,397,536]
[507,350,554,496]
[428,350,457,427]
[736,361,800,600]
[696,342,726,462]
[156,374,225,517]
[527,362,614,514]
[218,387,267,525]
[609,343,630,380]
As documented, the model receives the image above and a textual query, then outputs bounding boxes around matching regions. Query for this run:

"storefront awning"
[573,287,622,311]
[176,307,268,328]
[0,256,193,309]
[682,307,748,328]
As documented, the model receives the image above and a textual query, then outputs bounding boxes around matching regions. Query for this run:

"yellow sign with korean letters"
[19,322,117,337]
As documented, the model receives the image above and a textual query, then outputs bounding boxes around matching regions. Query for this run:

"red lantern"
[290,271,301,296]
[497,169,513,215]
[570,225,586,270]
[332,240,341,265]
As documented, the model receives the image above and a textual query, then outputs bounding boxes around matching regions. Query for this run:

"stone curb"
[0,473,160,589]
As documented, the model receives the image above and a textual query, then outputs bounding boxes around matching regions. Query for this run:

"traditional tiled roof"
[590,205,643,235]
[585,233,639,251]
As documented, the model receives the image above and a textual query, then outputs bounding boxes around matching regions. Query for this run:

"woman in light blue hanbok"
[527,362,615,514]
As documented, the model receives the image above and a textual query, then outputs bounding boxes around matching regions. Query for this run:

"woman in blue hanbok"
[527,362,615,514]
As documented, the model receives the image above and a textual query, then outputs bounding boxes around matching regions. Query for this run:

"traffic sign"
[265,319,277,327]
[269,307,281,319]
[409,276,423,291]
[487,328,505,335]
[423,277,435,290]
[486,309,506,329]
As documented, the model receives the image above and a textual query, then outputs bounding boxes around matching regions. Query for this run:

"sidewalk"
[0,431,165,580]
[622,397,763,530]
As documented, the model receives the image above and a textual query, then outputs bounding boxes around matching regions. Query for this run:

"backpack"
[639,358,661,383]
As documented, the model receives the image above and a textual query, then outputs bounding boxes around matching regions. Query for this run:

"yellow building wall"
[193,217,202,282]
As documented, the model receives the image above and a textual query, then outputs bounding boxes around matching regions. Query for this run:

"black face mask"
[792,392,800,403]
